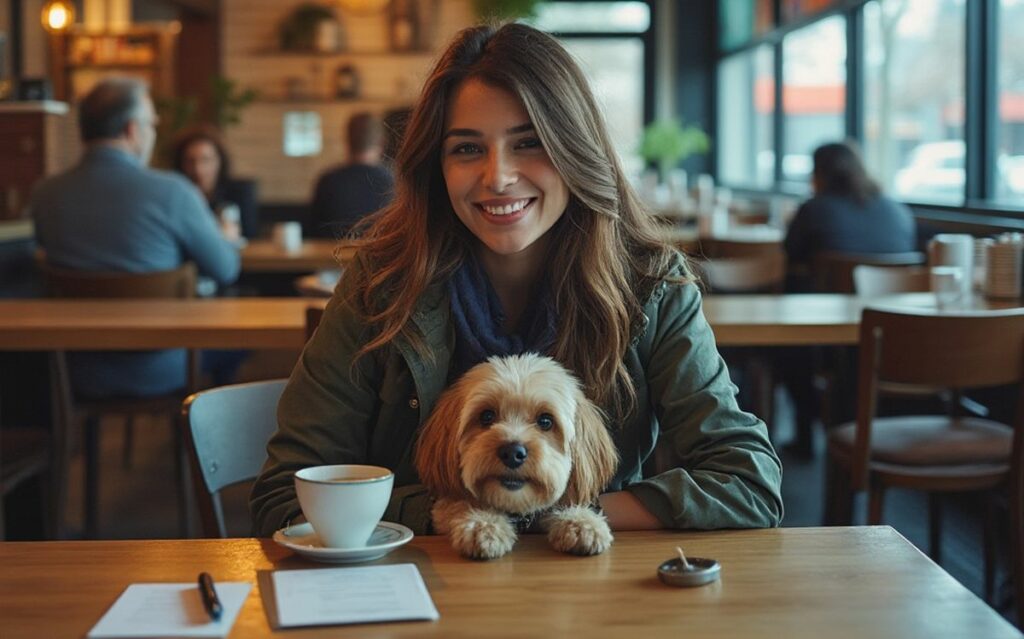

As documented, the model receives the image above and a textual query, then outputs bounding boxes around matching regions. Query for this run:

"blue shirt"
[31,146,241,397]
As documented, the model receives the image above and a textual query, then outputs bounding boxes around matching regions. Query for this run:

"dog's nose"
[497,442,528,469]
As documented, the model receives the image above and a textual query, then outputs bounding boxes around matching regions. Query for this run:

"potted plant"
[473,0,545,19]
[639,119,710,183]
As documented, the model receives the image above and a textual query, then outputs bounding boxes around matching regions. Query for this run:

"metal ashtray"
[657,555,721,587]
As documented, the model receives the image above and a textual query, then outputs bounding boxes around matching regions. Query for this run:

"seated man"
[30,77,241,398]
[308,111,395,238]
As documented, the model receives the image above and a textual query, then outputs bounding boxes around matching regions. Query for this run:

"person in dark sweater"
[780,141,918,457]
[784,141,917,290]
[309,112,395,238]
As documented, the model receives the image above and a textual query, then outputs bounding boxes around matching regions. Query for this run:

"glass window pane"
[529,2,650,33]
[561,38,645,176]
[782,0,840,23]
[996,0,1024,206]
[863,0,966,204]
[719,0,775,51]
[718,45,775,188]
[782,15,847,187]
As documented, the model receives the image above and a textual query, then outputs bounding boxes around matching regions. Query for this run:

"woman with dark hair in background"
[784,141,917,289]
[173,126,260,239]
[780,142,917,457]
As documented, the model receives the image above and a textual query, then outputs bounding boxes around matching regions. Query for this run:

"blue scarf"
[447,253,557,380]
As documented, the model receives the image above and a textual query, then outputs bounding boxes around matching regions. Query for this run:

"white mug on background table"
[930,265,965,310]
[273,221,303,253]
[928,233,973,297]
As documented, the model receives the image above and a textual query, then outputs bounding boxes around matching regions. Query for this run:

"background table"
[0,527,1017,638]
[0,294,1017,351]
[241,239,356,273]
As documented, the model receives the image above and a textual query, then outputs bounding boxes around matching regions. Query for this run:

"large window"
[530,2,650,176]
[718,45,775,188]
[996,0,1024,204]
[863,0,966,204]
[781,15,846,188]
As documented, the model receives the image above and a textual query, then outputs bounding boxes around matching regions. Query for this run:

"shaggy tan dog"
[415,354,618,559]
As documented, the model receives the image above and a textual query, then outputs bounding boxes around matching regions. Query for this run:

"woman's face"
[182,139,221,196]
[441,79,569,264]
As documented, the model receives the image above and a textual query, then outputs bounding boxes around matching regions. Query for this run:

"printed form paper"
[87,582,251,638]
[272,563,439,627]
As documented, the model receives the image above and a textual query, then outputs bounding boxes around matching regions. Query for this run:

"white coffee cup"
[930,265,964,310]
[273,221,303,253]
[294,464,394,548]
[928,233,973,298]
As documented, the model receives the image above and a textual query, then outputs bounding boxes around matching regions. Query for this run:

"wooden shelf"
[254,47,436,57]
[255,96,402,105]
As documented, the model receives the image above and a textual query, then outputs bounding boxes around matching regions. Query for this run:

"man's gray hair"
[78,77,149,143]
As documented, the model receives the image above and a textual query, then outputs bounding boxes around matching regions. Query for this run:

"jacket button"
[409,397,419,409]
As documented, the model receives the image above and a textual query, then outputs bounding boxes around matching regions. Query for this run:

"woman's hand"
[597,491,663,531]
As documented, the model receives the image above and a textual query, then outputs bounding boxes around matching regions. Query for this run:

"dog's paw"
[544,505,613,556]
[448,507,517,560]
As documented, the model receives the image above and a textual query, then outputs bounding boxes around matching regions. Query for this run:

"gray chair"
[182,379,287,538]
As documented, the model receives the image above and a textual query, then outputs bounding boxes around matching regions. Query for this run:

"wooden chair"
[306,305,325,342]
[824,307,1024,624]
[182,379,287,538]
[852,264,931,297]
[697,251,786,440]
[699,238,781,259]
[697,250,786,294]
[813,251,926,294]
[41,261,199,538]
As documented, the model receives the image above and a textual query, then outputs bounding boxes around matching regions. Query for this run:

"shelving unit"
[48,25,179,102]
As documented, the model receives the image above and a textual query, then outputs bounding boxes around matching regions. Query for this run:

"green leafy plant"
[211,76,259,129]
[473,0,545,19]
[153,75,259,166]
[280,3,339,50]
[639,119,710,181]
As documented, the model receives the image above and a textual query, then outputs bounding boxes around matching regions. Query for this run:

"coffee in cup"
[294,464,394,548]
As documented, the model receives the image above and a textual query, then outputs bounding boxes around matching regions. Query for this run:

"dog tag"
[657,547,720,587]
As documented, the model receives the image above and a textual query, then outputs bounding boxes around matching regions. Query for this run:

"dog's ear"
[563,395,618,506]
[414,382,466,498]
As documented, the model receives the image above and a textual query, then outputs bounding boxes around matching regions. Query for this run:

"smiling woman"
[250,23,783,542]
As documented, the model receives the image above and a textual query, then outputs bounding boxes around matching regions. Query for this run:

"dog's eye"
[479,409,496,427]
[537,413,555,431]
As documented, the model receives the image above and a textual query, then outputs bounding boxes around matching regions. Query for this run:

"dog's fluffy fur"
[414,354,618,559]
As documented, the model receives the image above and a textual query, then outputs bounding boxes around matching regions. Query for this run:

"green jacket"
[250,270,784,536]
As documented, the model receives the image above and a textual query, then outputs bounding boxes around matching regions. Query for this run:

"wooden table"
[0,294,1017,351]
[241,239,356,273]
[0,527,1017,638]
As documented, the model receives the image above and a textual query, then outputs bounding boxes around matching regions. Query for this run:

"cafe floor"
[12,355,1015,624]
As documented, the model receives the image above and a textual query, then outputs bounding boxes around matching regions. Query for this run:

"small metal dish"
[657,557,721,587]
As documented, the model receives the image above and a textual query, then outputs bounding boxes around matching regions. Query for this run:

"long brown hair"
[345,23,689,419]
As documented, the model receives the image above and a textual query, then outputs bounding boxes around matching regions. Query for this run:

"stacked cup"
[984,235,1023,300]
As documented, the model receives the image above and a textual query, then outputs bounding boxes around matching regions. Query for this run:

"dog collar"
[507,512,537,534]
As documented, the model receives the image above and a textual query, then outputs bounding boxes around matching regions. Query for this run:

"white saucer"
[272,521,413,564]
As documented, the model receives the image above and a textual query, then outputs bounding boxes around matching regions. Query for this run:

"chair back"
[698,251,786,293]
[305,306,325,342]
[700,238,780,259]
[182,378,287,538]
[813,251,925,293]
[42,261,197,299]
[850,308,1024,489]
[852,265,931,297]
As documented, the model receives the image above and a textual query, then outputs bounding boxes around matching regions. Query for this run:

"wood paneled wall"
[222,0,474,204]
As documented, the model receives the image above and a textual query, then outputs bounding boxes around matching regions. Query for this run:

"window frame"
[713,0,1024,219]
[538,0,657,125]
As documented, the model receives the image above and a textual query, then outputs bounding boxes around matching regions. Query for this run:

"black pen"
[198,571,223,621]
